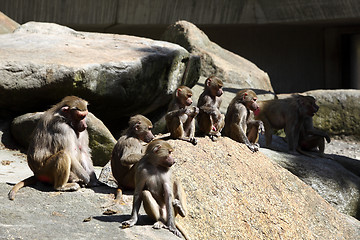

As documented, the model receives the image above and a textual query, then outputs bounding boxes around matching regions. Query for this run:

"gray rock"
[86,113,117,166]
[11,112,42,148]
[11,112,116,166]
[0,22,200,127]
[0,182,179,240]
[304,89,360,139]
[161,20,275,100]
[0,11,19,34]
[98,160,117,189]
[170,138,360,239]
[259,134,360,218]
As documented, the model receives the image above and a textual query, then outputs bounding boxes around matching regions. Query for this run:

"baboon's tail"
[8,176,37,200]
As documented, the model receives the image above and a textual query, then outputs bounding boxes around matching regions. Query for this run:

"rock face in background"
[86,113,117,166]
[162,20,275,100]
[11,112,115,166]
[0,22,200,131]
[277,89,360,139]
[0,11,19,34]
[304,89,360,139]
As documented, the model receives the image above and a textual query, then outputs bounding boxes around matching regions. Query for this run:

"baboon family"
[7,77,330,239]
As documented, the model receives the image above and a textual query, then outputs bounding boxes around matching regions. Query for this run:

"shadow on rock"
[0,118,23,151]
[258,134,360,219]
[94,214,154,226]
[6,181,117,197]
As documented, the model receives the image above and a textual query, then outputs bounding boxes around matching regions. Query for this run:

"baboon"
[197,76,225,141]
[166,86,199,145]
[298,115,331,158]
[224,89,263,152]
[255,94,319,153]
[111,114,154,203]
[121,139,188,239]
[9,96,99,200]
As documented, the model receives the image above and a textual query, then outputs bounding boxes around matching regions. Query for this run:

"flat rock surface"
[0,149,178,240]
[0,22,181,68]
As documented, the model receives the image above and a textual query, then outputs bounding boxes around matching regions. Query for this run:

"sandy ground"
[325,137,360,160]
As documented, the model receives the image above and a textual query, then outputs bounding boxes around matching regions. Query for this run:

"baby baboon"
[111,114,154,202]
[224,89,263,152]
[197,76,225,141]
[166,86,199,145]
[298,115,331,158]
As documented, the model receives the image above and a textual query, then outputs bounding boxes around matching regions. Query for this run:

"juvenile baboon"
[121,139,188,239]
[111,114,154,203]
[298,115,331,158]
[197,76,225,141]
[255,94,319,153]
[166,86,199,145]
[224,89,263,152]
[9,96,99,200]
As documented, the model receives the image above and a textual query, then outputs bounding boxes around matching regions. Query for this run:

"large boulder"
[0,11,19,34]
[0,22,200,130]
[259,134,360,218]
[99,137,360,239]
[162,20,275,102]
[11,112,116,166]
[304,89,360,139]
[277,89,360,139]
[170,138,360,239]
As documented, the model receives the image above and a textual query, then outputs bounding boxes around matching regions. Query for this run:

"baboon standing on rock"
[9,96,99,200]
[197,76,225,141]
[255,94,320,153]
[111,114,154,203]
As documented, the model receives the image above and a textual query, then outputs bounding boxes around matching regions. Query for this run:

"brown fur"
[255,94,319,152]
[111,114,154,202]
[298,115,331,158]
[197,76,225,141]
[9,96,99,200]
[224,89,263,152]
[166,86,198,145]
[121,140,188,239]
